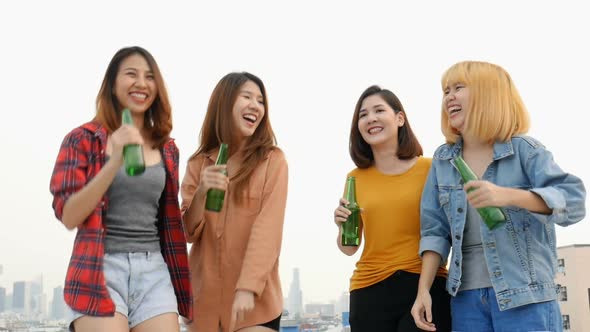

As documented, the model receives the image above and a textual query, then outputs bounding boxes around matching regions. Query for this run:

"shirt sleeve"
[524,144,586,226]
[419,161,452,265]
[236,150,289,296]
[49,128,91,223]
[180,155,207,243]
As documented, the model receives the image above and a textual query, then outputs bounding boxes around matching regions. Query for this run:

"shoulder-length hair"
[95,46,172,149]
[441,61,530,144]
[193,72,276,199]
[349,85,423,168]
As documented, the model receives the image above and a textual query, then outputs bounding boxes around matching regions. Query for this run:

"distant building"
[336,291,350,314]
[555,244,590,332]
[5,293,11,312]
[12,281,31,315]
[0,287,5,313]
[30,275,45,318]
[287,268,303,317]
[51,286,66,320]
[305,303,335,317]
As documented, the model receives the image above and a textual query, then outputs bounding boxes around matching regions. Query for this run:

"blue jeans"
[451,287,562,332]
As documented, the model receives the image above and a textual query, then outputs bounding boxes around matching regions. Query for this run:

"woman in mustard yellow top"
[181,72,288,332]
[333,86,450,331]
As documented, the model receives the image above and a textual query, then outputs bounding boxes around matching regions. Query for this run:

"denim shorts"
[450,287,562,332]
[67,251,179,330]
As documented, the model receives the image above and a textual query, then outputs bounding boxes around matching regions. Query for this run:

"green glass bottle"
[454,155,506,230]
[205,143,229,212]
[121,108,145,176]
[341,176,361,246]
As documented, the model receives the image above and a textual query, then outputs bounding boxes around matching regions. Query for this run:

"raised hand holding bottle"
[205,143,229,212]
[454,155,506,230]
[341,176,361,246]
[121,108,145,176]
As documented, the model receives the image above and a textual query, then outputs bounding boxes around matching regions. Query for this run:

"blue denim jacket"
[419,136,586,311]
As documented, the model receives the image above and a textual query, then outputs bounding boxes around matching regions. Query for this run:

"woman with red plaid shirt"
[49,46,192,332]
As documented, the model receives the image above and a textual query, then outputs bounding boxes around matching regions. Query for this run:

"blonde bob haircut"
[440,61,530,144]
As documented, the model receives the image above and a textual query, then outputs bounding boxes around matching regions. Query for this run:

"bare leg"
[73,312,129,332]
[131,313,179,332]
[236,326,276,332]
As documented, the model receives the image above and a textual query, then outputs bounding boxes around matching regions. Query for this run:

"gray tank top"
[459,205,493,291]
[104,159,165,253]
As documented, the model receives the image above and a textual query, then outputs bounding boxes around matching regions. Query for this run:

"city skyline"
[1,1,589,306]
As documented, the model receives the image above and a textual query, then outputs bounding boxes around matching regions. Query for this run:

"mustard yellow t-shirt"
[348,157,447,291]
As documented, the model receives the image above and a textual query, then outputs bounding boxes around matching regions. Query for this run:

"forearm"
[417,251,442,294]
[504,187,551,214]
[61,158,121,229]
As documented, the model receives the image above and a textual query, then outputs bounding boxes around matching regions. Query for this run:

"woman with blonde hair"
[411,61,586,331]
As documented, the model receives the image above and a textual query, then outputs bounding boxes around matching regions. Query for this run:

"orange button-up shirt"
[181,148,288,331]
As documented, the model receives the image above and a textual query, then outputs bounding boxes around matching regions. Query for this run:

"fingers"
[334,199,351,225]
[462,179,482,192]
[411,294,436,331]
[200,165,229,191]
[412,306,436,331]
[114,124,144,145]
[229,309,236,332]
[230,291,255,331]
[426,305,433,325]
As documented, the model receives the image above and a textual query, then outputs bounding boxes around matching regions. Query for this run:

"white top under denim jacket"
[419,135,586,311]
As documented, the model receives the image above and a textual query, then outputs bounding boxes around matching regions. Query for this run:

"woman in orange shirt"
[181,72,288,332]
[333,85,450,331]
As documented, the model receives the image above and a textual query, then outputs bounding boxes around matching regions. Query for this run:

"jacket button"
[455,235,461,240]
[457,208,464,213]
[455,260,460,266]
[452,287,457,292]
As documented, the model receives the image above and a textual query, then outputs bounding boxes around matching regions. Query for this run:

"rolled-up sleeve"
[180,156,207,243]
[49,129,90,222]
[526,146,586,226]
[419,163,452,265]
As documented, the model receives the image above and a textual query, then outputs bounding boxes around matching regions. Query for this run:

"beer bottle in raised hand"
[342,176,361,246]
[121,108,145,176]
[454,155,506,230]
[205,143,229,212]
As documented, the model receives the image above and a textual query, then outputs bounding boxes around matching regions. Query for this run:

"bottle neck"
[216,144,229,165]
[345,178,357,203]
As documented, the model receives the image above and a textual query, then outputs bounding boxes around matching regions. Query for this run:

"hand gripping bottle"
[341,176,360,246]
[205,143,229,212]
[454,155,506,230]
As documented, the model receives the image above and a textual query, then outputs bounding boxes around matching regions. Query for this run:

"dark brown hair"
[192,72,276,199]
[95,46,172,148]
[349,85,423,168]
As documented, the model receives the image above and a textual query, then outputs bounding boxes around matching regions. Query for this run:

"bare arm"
[62,156,123,229]
[56,124,143,230]
[411,250,443,331]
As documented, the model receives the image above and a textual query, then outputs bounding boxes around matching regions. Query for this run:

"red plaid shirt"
[49,121,193,320]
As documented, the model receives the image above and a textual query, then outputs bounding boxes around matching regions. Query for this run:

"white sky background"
[1,1,589,306]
